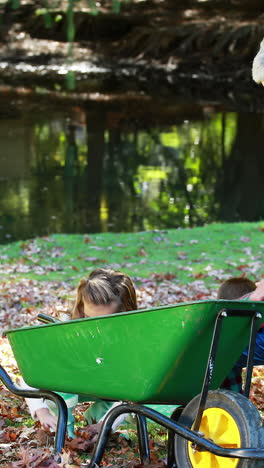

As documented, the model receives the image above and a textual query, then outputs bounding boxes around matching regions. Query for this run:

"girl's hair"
[72,268,137,319]
[217,276,256,300]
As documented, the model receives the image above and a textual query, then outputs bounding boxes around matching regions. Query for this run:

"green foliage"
[3,0,127,89]
[5,417,35,428]
[4,418,20,427]
[66,0,75,42]
[65,70,76,89]
[7,0,125,17]
[4,0,125,48]
[112,0,121,14]
[88,0,99,16]
[11,0,19,8]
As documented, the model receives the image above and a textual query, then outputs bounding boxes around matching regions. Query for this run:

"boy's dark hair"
[217,277,256,300]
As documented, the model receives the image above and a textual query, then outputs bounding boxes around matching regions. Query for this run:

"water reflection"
[0,103,263,243]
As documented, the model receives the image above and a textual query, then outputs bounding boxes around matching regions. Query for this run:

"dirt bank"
[0,0,264,109]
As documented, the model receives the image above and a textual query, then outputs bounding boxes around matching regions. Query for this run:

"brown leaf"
[35,428,51,445]
[164,273,176,280]
[138,248,147,257]
[237,264,249,270]
[67,437,91,451]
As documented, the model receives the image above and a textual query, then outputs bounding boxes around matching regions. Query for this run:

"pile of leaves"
[0,392,167,468]
[1,274,264,466]
[249,367,264,413]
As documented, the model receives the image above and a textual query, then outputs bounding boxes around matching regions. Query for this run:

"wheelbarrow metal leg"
[88,408,117,468]
[53,398,68,456]
[136,414,150,464]
[244,311,262,398]
[0,364,67,455]
[89,405,151,467]
[192,309,226,432]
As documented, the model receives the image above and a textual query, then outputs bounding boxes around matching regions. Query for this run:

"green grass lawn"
[0,222,263,290]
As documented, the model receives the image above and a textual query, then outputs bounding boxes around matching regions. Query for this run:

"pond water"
[0,96,264,243]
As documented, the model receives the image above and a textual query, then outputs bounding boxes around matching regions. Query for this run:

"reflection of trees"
[84,110,105,232]
[161,143,206,227]
[197,111,264,222]
[0,115,82,241]
[32,121,62,174]
[105,127,146,232]
[28,119,66,237]
[215,113,264,221]
[2,105,264,242]
[64,122,79,229]
[140,127,214,229]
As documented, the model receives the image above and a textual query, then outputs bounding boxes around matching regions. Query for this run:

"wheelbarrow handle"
[37,313,60,324]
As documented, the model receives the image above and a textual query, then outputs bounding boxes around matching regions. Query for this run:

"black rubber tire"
[167,406,184,468]
[174,389,264,468]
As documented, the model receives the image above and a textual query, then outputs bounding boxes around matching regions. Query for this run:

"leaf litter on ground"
[1,222,264,465]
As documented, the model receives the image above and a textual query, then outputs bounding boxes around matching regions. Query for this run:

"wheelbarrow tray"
[5,300,263,405]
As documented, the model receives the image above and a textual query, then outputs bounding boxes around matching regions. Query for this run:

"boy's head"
[217,277,256,300]
[72,268,137,319]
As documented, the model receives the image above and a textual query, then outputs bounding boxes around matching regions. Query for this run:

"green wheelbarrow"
[2,299,264,467]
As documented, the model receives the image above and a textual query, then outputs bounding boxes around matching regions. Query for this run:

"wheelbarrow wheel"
[175,389,263,468]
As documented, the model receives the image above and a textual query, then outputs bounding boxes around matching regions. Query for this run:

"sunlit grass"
[0,222,263,291]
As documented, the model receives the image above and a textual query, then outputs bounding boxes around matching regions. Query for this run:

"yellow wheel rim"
[188,407,241,467]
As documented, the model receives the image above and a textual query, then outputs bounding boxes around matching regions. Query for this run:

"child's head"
[217,276,256,300]
[72,268,137,319]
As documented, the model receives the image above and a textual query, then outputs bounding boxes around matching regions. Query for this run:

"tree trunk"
[216,112,264,221]
[85,110,105,231]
